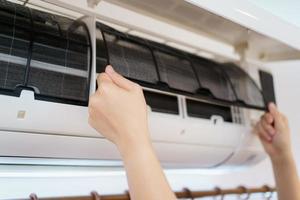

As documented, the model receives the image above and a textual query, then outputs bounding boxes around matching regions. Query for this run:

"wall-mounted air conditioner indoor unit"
[0,0,298,168]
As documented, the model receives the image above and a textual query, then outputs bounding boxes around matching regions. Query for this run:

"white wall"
[1,61,300,200]
[267,61,300,167]
[249,0,300,28]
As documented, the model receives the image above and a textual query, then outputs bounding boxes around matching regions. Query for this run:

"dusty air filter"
[96,22,265,111]
[0,0,92,105]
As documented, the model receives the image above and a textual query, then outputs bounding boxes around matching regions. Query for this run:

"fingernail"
[105,65,114,75]
[269,102,276,110]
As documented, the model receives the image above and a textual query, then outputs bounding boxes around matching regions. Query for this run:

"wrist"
[271,150,294,165]
[116,132,153,159]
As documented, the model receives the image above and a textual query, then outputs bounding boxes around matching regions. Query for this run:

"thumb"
[105,65,135,91]
[268,102,281,122]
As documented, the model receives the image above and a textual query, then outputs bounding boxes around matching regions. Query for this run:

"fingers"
[255,112,276,142]
[263,112,274,124]
[97,73,113,86]
[97,65,140,92]
[88,92,101,110]
[256,122,272,142]
[261,113,276,135]
[105,65,136,91]
[96,73,117,94]
[268,102,280,122]
[261,116,276,136]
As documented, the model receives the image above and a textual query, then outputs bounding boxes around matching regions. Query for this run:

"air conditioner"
[0,0,296,168]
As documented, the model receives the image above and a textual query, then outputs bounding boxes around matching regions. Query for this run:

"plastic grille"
[0,1,31,29]
[191,58,236,101]
[0,62,25,90]
[96,21,268,110]
[0,0,91,104]
[28,68,88,101]
[31,41,67,67]
[103,32,158,84]
[154,51,199,93]
[28,67,64,97]
[223,63,264,107]
[0,1,30,91]
[27,9,90,103]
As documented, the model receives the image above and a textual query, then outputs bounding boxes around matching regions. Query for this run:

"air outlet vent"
[186,99,233,122]
[144,90,179,115]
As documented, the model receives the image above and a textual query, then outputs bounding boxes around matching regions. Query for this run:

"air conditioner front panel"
[0,130,234,168]
[0,90,242,148]
[0,131,120,160]
[220,125,266,167]
[0,88,246,147]
[221,150,267,168]
[148,111,244,148]
[148,112,185,142]
[0,84,245,147]
[184,117,245,147]
[0,91,99,137]
[153,142,234,168]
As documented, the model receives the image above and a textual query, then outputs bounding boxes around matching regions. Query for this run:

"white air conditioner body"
[0,91,263,168]
[1,0,299,169]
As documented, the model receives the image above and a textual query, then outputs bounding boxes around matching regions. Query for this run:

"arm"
[255,103,300,200]
[88,65,176,200]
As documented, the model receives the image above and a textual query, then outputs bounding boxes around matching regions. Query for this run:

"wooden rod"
[24,185,276,200]
[175,185,276,198]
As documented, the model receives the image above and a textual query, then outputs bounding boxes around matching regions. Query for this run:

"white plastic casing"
[0,87,266,168]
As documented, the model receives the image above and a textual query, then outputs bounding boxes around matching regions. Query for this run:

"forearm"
[271,153,300,200]
[119,138,177,200]
[90,68,176,199]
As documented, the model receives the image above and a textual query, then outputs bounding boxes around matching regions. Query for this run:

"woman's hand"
[255,103,292,162]
[88,65,177,200]
[88,65,151,154]
[255,104,300,200]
